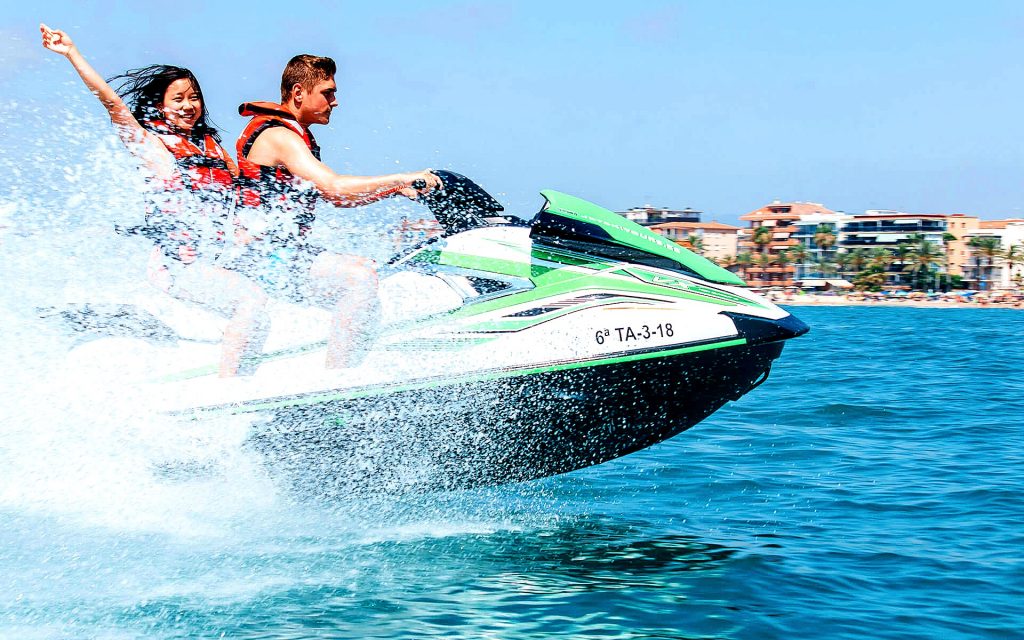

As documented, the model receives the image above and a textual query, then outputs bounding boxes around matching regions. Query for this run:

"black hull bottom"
[248,341,785,494]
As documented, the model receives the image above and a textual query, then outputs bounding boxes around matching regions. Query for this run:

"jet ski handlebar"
[417,170,509,235]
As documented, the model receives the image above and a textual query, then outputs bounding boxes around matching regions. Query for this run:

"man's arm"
[245,127,441,207]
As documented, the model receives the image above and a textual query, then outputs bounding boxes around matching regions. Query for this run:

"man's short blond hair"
[280,54,337,102]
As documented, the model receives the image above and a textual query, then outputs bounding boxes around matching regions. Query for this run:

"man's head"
[280,54,338,126]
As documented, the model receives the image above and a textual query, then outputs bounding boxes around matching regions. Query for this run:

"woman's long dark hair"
[107,65,221,142]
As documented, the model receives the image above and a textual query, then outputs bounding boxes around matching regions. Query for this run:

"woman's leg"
[158,261,270,377]
[215,269,270,377]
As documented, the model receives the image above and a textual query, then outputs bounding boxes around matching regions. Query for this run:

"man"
[236,54,441,368]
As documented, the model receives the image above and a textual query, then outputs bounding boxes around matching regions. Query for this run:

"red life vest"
[235,102,321,238]
[144,121,235,258]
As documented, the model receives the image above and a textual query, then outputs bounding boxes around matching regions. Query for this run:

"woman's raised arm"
[39,24,172,176]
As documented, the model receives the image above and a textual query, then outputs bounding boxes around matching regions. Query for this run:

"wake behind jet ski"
[52,171,808,493]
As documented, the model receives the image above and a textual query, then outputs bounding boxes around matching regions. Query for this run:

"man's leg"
[308,252,379,368]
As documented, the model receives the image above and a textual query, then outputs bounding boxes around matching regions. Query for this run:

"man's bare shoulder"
[247,125,311,165]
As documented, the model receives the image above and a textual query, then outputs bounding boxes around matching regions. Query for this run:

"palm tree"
[734,251,753,279]
[852,248,892,292]
[968,236,1003,290]
[812,224,837,262]
[752,226,773,255]
[892,243,913,286]
[869,247,893,269]
[847,248,868,277]
[755,251,774,285]
[905,238,945,290]
[1002,243,1023,289]
[864,247,891,287]
[788,243,809,280]
[686,234,705,255]
[776,249,793,284]
[939,232,958,284]
[853,269,888,292]
[833,250,852,279]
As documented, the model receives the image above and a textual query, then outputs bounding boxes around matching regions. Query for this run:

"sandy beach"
[774,293,1024,309]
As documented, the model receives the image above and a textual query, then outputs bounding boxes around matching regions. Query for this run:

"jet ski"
[50,172,808,492]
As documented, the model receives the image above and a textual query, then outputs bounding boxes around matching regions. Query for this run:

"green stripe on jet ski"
[177,337,749,417]
[409,247,763,321]
[445,269,761,326]
[463,294,660,333]
[410,249,533,278]
[530,247,618,269]
[616,269,769,309]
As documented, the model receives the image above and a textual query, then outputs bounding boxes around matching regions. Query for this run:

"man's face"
[299,77,338,125]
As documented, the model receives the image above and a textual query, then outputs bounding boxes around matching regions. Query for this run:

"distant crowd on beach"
[766,288,1024,309]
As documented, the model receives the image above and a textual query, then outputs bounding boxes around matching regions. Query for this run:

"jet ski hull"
[248,340,785,493]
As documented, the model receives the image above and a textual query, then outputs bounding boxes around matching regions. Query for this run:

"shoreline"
[774,294,1024,310]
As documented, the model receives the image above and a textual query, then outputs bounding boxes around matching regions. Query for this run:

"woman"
[40,24,268,377]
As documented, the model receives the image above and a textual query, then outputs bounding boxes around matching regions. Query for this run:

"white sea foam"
[0,70,575,640]
[0,90,535,542]
[0,95,285,538]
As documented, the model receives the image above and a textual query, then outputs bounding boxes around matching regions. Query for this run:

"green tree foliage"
[813,224,836,252]
[751,226,772,253]
[903,236,945,290]
[968,236,1003,290]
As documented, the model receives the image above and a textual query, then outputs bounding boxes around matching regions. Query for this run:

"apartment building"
[962,219,1024,289]
[944,214,981,277]
[837,211,949,284]
[739,201,839,287]
[647,221,741,263]
[790,211,849,281]
[839,211,948,250]
[618,205,701,227]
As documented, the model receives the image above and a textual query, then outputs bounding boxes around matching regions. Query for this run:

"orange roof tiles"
[740,201,837,221]
[979,218,1024,229]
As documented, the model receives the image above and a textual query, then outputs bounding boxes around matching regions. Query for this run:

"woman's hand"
[38,23,174,182]
[40,24,75,57]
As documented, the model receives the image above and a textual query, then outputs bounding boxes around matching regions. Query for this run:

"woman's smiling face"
[161,78,202,131]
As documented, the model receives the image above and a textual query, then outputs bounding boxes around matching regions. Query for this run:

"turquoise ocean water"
[2,304,1021,638]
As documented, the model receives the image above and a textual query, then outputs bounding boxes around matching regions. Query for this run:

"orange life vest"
[235,102,320,239]
[144,120,235,259]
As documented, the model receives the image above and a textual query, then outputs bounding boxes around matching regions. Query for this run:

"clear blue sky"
[3,1,1024,224]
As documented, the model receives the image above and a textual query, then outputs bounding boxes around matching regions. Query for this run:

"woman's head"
[108,65,220,140]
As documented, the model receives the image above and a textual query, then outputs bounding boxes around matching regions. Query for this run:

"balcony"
[839,234,943,247]
[841,223,945,234]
